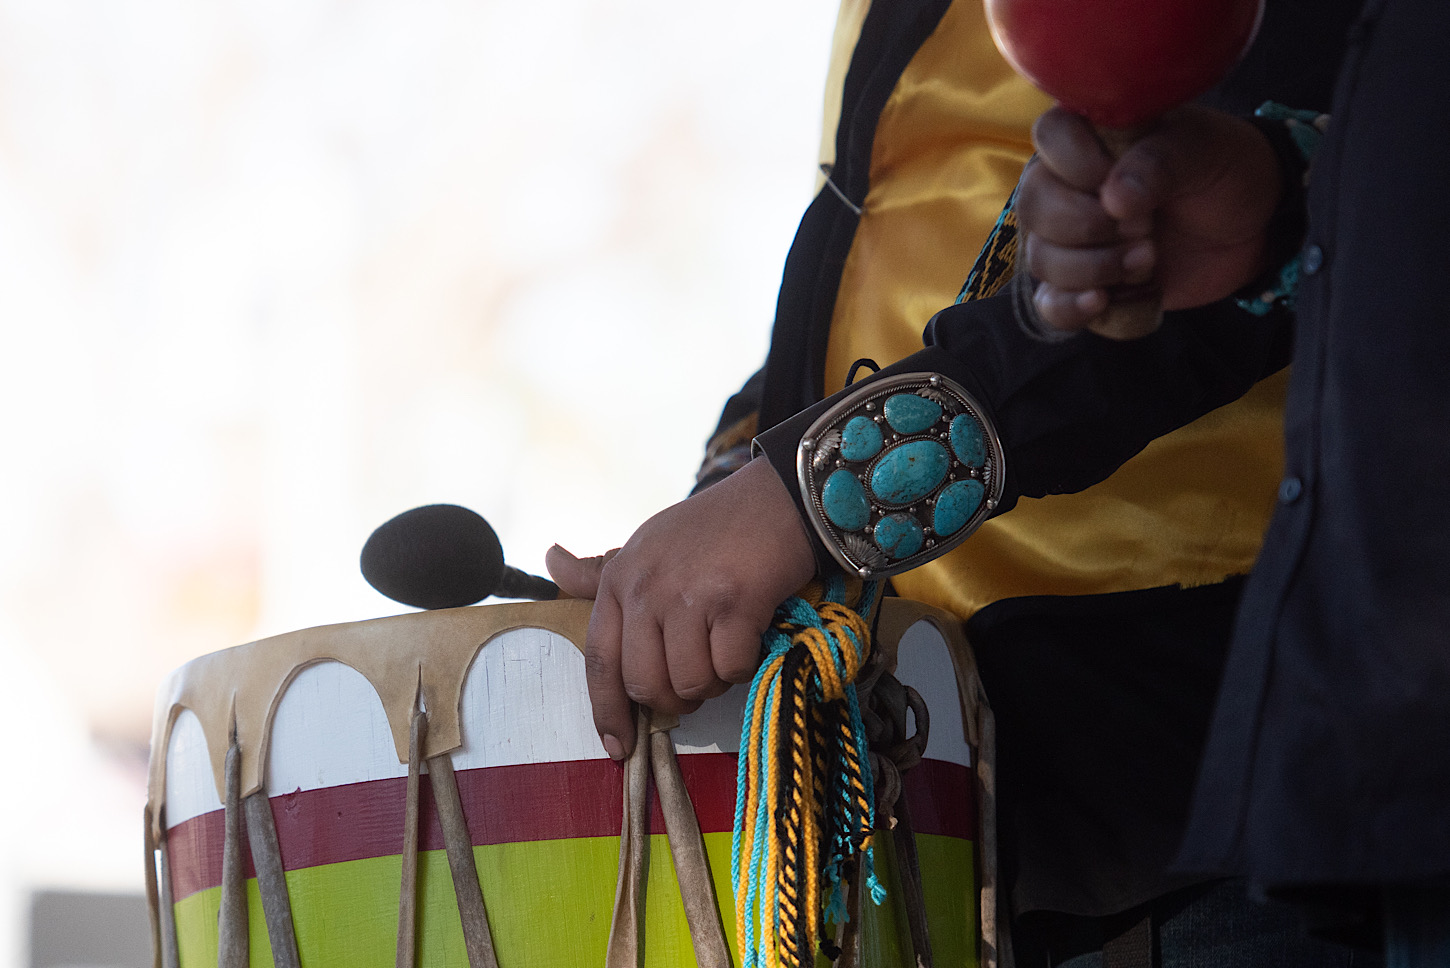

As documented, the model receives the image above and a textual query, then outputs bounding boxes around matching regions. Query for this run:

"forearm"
[755,292,1293,574]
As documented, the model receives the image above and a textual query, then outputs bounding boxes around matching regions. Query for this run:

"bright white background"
[0,0,839,963]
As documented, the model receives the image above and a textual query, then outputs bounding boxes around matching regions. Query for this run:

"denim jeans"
[1384,885,1450,968]
[1033,879,1378,968]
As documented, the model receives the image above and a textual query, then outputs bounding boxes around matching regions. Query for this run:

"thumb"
[1100,133,1178,229]
[1101,107,1262,228]
[545,545,618,600]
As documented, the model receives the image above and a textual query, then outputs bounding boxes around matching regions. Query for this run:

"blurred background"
[0,0,839,963]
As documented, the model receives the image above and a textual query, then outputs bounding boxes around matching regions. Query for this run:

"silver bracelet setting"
[796,372,1004,580]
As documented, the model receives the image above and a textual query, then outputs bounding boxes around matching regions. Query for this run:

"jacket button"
[1302,245,1324,275]
[1279,476,1303,503]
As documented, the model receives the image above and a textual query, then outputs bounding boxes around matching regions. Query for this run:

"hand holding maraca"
[1016,104,1284,336]
[986,0,1276,338]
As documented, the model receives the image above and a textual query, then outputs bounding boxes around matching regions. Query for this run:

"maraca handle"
[1091,292,1162,340]
[1095,123,1150,157]
[1090,122,1163,340]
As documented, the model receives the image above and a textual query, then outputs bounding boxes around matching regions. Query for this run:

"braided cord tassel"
[732,576,883,967]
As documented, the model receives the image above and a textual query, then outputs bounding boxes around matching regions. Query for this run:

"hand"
[1016,105,1284,336]
[546,455,817,760]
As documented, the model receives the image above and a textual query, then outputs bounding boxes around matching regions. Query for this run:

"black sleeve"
[691,368,766,495]
[755,294,1294,573]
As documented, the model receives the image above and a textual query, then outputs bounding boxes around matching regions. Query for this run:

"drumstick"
[984,0,1265,338]
[361,504,561,609]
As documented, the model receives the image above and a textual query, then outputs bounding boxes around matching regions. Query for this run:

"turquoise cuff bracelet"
[795,372,1004,580]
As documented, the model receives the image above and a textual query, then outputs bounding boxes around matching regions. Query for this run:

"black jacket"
[1177,0,1450,892]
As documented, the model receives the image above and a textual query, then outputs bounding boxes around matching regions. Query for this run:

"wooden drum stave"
[144,598,996,968]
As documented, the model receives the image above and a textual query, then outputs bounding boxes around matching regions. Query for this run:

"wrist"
[735,455,817,592]
[1235,102,1328,315]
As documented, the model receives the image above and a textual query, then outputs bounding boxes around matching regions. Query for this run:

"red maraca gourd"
[985,0,1264,336]
[985,0,1264,129]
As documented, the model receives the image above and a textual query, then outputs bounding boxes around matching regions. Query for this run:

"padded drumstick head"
[361,504,506,610]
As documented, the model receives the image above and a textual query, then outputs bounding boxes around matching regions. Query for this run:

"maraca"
[985,0,1264,338]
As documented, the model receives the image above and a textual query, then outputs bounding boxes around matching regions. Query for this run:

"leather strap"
[144,807,180,968]
[217,739,248,968]
[605,709,652,968]
[606,709,736,968]
[977,702,1009,968]
[156,833,180,968]
[395,706,424,968]
[892,789,934,968]
[428,750,501,968]
[650,728,731,967]
[143,810,160,968]
[244,790,301,968]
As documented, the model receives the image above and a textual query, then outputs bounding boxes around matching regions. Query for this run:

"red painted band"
[165,753,973,902]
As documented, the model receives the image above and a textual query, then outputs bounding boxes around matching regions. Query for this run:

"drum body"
[145,599,987,967]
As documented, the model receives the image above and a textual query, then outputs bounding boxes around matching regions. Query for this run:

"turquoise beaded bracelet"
[796,372,1004,580]
[1235,101,1330,317]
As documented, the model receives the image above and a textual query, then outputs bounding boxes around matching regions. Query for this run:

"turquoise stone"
[840,416,884,462]
[874,513,925,559]
[950,414,986,468]
[934,479,985,536]
[869,440,949,505]
[883,393,942,434]
[822,469,870,531]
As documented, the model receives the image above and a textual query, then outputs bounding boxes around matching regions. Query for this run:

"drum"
[144,598,997,968]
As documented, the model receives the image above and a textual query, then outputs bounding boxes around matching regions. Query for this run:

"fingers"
[1019,230,1156,335]
[620,598,705,717]
[1024,234,1156,292]
[709,613,768,685]
[1023,107,1188,338]
[662,608,731,704]
[1021,103,1282,331]
[545,544,618,599]
[1032,283,1110,332]
[1101,136,1177,226]
[1020,108,1161,335]
[1016,166,1124,248]
[583,588,634,760]
[1032,105,1171,228]
[1031,107,1114,191]
[579,458,817,760]
[584,554,724,759]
